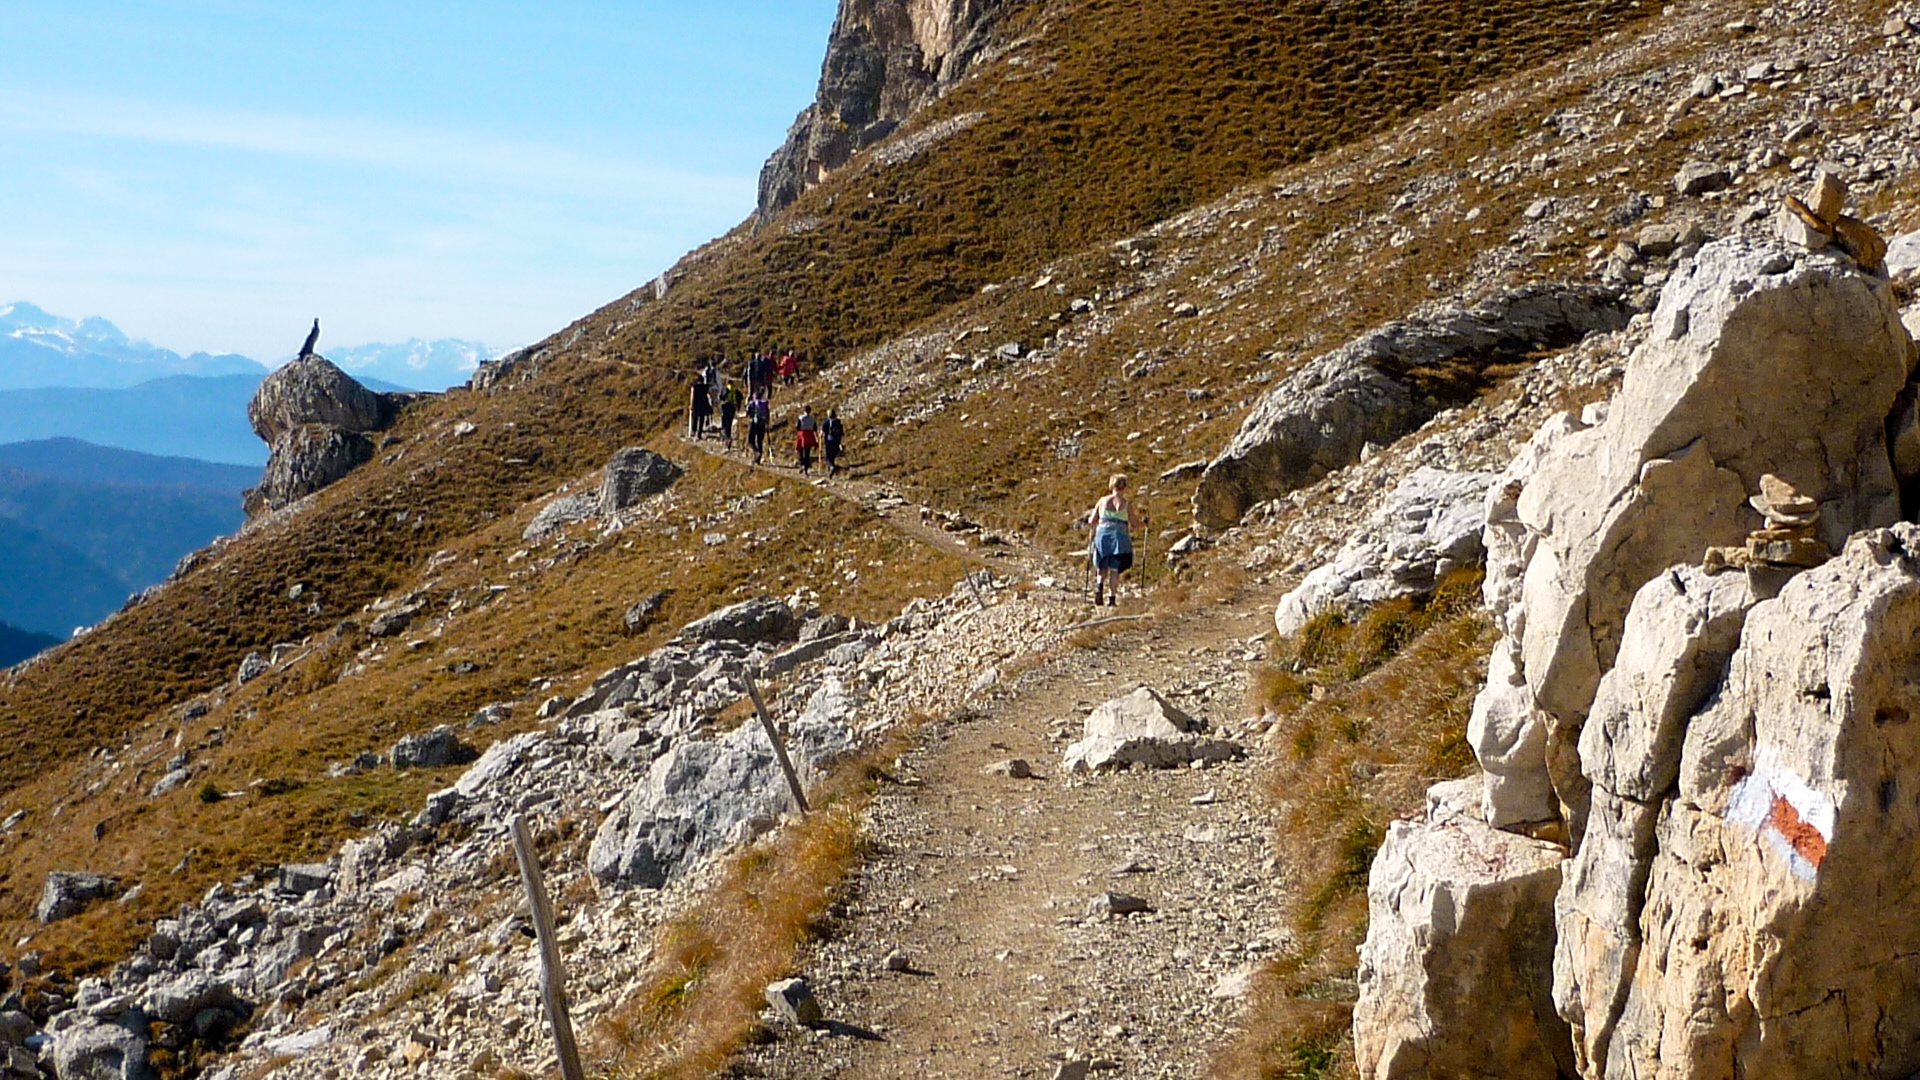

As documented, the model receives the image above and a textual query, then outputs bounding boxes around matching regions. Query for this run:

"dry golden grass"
[1217,571,1490,1079]
[592,727,918,1079]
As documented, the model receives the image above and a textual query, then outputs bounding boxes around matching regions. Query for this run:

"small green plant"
[197,781,223,804]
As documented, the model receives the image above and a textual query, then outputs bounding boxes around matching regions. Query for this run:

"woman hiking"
[794,404,820,475]
[688,372,712,438]
[1086,473,1142,606]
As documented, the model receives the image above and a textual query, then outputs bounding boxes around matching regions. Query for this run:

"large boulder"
[247,356,387,445]
[1476,238,1913,833]
[1275,468,1494,635]
[1353,789,1573,1079]
[588,708,854,889]
[1587,525,1920,1078]
[1551,566,1755,1075]
[598,448,684,514]
[678,597,798,646]
[51,1017,156,1080]
[1061,687,1242,773]
[1194,284,1628,529]
[245,355,405,515]
[37,871,117,923]
[255,423,374,510]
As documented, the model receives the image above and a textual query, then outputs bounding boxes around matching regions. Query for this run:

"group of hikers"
[687,350,845,477]
[688,353,1142,605]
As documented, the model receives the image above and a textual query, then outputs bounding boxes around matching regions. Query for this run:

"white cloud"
[0,89,753,207]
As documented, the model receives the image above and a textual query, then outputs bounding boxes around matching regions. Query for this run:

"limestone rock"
[1493,238,1910,833]
[1353,789,1572,1079]
[1195,284,1627,529]
[598,448,683,513]
[522,494,598,541]
[1599,524,1920,1077]
[678,596,798,646]
[1672,161,1730,197]
[247,356,387,446]
[757,0,1009,220]
[1061,687,1241,773]
[1275,468,1494,635]
[764,977,823,1026]
[388,726,474,771]
[1552,566,1755,1074]
[37,871,117,923]
[624,590,670,634]
[588,711,853,889]
[244,356,407,515]
[255,423,374,511]
[50,1017,156,1080]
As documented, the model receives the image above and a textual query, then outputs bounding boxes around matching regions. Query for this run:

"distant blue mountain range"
[0,439,258,640]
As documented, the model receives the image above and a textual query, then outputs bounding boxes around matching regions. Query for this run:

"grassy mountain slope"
[0,0,1707,996]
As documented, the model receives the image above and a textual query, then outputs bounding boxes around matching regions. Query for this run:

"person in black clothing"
[719,380,741,449]
[746,391,770,464]
[823,408,845,477]
[688,374,712,437]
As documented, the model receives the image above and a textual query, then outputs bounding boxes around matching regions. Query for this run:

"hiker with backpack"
[823,408,846,477]
[777,351,799,387]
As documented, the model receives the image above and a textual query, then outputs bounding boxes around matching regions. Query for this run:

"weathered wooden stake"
[510,814,586,1080]
[738,670,811,814]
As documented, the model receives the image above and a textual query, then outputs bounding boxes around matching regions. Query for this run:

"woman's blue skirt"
[1091,526,1133,572]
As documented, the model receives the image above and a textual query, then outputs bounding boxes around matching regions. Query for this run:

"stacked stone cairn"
[1776,167,1889,271]
[1701,472,1827,573]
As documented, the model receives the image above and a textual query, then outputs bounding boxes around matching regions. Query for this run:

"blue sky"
[0,1,838,361]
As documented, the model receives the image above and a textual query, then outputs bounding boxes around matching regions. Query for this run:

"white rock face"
[1061,687,1241,772]
[1593,525,1920,1078]
[1353,791,1572,1079]
[1274,467,1495,635]
[1552,566,1755,1075]
[1481,238,1913,832]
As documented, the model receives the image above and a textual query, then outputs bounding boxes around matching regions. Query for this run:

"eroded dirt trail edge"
[742,600,1285,1080]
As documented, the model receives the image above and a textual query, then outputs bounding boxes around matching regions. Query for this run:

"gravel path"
[740,600,1286,1079]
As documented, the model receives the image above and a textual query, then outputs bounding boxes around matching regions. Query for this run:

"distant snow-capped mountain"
[0,302,496,393]
[326,338,495,392]
[0,302,265,390]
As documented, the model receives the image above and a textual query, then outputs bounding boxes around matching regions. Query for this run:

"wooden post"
[963,570,989,611]
[510,815,586,1080]
[738,670,811,814]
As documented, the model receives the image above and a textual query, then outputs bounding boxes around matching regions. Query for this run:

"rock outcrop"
[1359,235,1920,1079]
[1274,467,1494,635]
[1471,237,1912,833]
[757,0,1008,221]
[1564,525,1920,1078]
[1354,784,1571,1080]
[523,447,686,541]
[588,683,855,889]
[1194,284,1629,530]
[244,357,409,515]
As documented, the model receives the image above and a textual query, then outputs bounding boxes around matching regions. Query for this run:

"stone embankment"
[1355,210,1920,1075]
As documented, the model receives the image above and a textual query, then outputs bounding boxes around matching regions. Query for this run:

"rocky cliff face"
[1355,230,1920,1078]
[756,0,1007,221]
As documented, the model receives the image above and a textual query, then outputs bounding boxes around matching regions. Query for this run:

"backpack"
[823,417,844,443]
